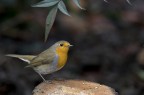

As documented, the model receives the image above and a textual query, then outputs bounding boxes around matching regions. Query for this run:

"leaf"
[72,0,85,10]
[32,0,59,7]
[126,0,132,5]
[104,0,108,3]
[58,1,70,16]
[45,6,58,42]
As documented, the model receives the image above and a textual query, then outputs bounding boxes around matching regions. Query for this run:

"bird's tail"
[6,54,36,64]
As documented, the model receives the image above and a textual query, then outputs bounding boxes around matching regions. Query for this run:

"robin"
[6,40,72,81]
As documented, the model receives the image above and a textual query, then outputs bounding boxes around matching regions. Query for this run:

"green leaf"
[58,1,70,16]
[45,6,58,42]
[72,0,85,10]
[126,0,132,5]
[104,0,108,3]
[32,0,59,7]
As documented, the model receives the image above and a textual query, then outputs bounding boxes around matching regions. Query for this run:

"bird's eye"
[60,44,63,46]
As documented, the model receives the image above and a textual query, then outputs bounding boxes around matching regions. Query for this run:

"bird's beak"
[69,45,73,47]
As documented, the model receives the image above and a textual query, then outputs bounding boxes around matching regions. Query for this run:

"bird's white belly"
[34,55,59,74]
[34,64,56,74]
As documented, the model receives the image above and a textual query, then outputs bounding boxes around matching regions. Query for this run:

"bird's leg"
[37,72,46,82]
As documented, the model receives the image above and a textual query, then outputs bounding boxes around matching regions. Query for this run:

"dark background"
[0,0,144,95]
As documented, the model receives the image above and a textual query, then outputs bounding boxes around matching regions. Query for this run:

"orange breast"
[56,45,69,68]
[57,52,67,68]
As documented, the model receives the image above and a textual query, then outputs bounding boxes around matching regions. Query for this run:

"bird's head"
[53,41,72,54]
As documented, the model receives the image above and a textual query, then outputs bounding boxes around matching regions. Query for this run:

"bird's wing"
[26,48,56,67]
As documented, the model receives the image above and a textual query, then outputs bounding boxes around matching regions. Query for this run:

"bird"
[6,40,72,81]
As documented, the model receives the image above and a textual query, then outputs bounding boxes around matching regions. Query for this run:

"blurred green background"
[0,0,144,95]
